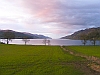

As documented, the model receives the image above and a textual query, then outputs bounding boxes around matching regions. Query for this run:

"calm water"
[2,39,99,46]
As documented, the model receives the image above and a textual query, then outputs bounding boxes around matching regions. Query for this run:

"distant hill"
[0,30,52,39]
[61,27,100,40]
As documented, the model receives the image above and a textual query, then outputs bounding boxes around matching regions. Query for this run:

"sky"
[0,0,100,39]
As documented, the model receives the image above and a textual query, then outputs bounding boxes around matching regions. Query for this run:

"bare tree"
[43,39,51,45]
[22,37,30,45]
[43,39,47,45]
[47,40,51,45]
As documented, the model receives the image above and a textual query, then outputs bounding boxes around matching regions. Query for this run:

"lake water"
[1,39,99,46]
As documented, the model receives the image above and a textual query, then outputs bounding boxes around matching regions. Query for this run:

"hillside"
[0,30,51,39]
[61,27,100,39]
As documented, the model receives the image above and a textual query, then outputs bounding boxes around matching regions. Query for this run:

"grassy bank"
[64,46,100,58]
[0,44,85,75]
[63,46,100,73]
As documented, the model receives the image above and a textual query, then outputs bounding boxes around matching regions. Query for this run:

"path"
[60,46,100,74]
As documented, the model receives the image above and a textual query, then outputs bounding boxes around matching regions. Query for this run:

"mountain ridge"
[0,30,52,39]
[61,27,100,39]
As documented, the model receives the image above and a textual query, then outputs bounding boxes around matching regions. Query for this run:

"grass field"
[0,44,85,75]
[64,46,100,58]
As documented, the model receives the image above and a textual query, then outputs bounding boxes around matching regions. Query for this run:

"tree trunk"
[25,41,26,45]
[93,40,96,46]
[7,39,9,44]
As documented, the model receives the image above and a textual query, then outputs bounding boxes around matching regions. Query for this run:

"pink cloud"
[21,0,57,18]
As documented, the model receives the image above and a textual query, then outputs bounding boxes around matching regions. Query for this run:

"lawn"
[64,46,100,58]
[0,44,85,75]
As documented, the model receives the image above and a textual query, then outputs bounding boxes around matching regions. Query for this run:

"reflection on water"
[1,39,100,46]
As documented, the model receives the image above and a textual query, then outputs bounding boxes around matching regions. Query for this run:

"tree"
[43,39,47,45]
[22,37,30,45]
[43,39,51,45]
[79,33,88,46]
[47,40,51,45]
[88,30,100,46]
[3,30,15,44]
[0,41,5,44]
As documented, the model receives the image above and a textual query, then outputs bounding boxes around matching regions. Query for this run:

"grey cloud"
[49,1,100,27]
[55,0,100,10]
[10,0,100,28]
[21,0,100,38]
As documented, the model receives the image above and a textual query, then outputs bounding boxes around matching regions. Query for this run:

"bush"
[0,42,5,44]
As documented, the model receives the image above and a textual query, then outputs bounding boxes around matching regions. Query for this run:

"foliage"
[3,30,15,44]
[87,30,100,46]
[79,33,88,45]
[79,29,100,46]
[0,42,5,44]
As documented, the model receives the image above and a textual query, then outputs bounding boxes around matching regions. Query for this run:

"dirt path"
[60,46,100,75]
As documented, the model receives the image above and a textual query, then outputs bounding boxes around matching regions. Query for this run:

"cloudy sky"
[0,0,100,38]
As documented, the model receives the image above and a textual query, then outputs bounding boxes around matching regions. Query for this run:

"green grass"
[64,46,100,58]
[0,44,84,75]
